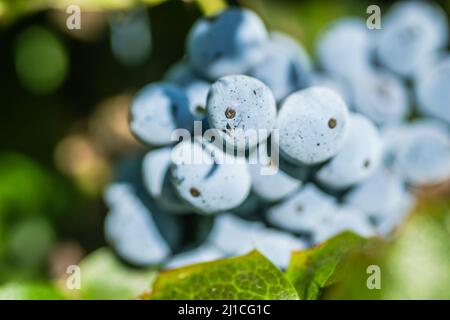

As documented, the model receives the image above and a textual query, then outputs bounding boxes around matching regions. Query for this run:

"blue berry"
[265,184,337,233]
[316,113,383,189]
[376,1,448,77]
[142,148,191,214]
[248,142,302,202]
[187,8,268,80]
[312,205,375,244]
[104,182,171,266]
[416,55,450,125]
[207,213,304,268]
[277,87,350,165]
[395,122,450,186]
[130,82,194,146]
[343,167,415,235]
[169,140,251,214]
[352,70,409,125]
[207,75,277,150]
[164,59,204,86]
[316,18,372,81]
[184,80,210,120]
[308,73,352,106]
[164,244,224,269]
[248,31,311,102]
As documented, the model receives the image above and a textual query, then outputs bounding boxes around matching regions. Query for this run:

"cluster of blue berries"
[104,3,450,269]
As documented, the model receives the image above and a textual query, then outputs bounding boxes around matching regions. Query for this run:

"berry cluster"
[104,3,450,269]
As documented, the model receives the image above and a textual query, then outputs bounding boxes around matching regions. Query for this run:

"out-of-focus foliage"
[325,198,450,299]
[14,25,68,94]
[59,248,155,300]
[0,0,227,24]
[286,232,368,300]
[0,153,71,282]
[0,282,65,300]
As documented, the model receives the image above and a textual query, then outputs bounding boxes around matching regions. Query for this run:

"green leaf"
[147,250,299,300]
[286,232,367,300]
[0,0,167,25]
[194,0,227,16]
[64,248,155,300]
[0,282,65,300]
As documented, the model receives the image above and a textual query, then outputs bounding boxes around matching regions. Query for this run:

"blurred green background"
[0,0,449,299]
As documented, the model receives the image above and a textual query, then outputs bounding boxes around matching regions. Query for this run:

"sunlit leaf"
[147,250,299,300]
[286,232,368,300]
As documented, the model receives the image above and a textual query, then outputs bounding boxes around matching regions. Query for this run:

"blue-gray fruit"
[186,8,268,80]
[351,70,409,125]
[265,184,337,233]
[104,182,171,266]
[316,18,372,81]
[316,113,383,189]
[207,75,277,150]
[376,1,448,77]
[169,140,251,214]
[416,55,450,125]
[248,31,311,102]
[130,82,194,146]
[277,87,350,165]
[207,213,305,268]
[248,142,302,202]
[142,147,191,214]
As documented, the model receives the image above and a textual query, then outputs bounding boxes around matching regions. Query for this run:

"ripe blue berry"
[343,167,415,235]
[316,18,372,81]
[352,70,409,125]
[277,87,350,165]
[164,59,204,86]
[316,113,383,189]
[104,182,171,266]
[312,205,375,244]
[186,8,268,80]
[308,73,352,106]
[164,244,224,269]
[248,142,302,202]
[396,123,450,186]
[416,55,450,125]
[376,1,448,77]
[184,80,210,120]
[142,148,191,214]
[170,140,251,214]
[248,31,311,102]
[207,75,277,150]
[130,82,194,146]
[208,213,304,268]
[265,184,337,233]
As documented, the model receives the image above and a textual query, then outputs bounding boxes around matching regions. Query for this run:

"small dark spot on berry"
[225,107,236,119]
[253,90,257,95]
[363,159,370,168]
[328,118,337,129]
[226,123,232,130]
[190,188,201,197]
[316,143,320,146]
[296,204,304,213]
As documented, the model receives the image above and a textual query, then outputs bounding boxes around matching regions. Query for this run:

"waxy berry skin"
[207,75,277,151]
[130,82,194,146]
[316,113,383,190]
[277,87,350,165]
[376,1,448,78]
[187,8,268,80]
[169,140,251,214]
